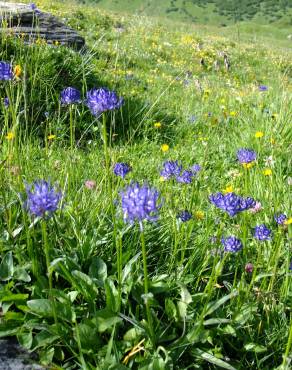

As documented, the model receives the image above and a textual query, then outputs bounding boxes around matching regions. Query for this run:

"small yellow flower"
[255,131,264,138]
[284,218,292,225]
[159,176,166,182]
[271,113,278,119]
[195,211,204,220]
[154,122,162,128]
[223,185,233,193]
[161,144,169,152]
[270,138,275,145]
[263,169,272,176]
[242,162,255,169]
[48,134,56,140]
[5,132,15,140]
[229,111,237,117]
[14,64,22,77]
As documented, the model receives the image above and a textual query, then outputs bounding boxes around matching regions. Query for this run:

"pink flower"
[84,180,96,190]
[245,263,253,273]
[249,201,262,214]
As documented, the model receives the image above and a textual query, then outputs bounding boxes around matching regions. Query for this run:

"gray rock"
[0,1,85,50]
[0,338,44,370]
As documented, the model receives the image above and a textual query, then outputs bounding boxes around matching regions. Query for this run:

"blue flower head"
[113,162,131,178]
[3,97,9,108]
[177,210,192,222]
[191,164,201,173]
[119,182,161,226]
[237,148,257,164]
[0,62,13,80]
[253,224,272,241]
[209,192,256,217]
[160,160,182,179]
[60,87,81,105]
[176,170,194,184]
[289,261,292,271]
[274,213,287,225]
[221,236,243,252]
[259,85,268,91]
[86,87,123,116]
[24,180,63,218]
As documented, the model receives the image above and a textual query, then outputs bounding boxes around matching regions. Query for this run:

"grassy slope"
[0,0,292,369]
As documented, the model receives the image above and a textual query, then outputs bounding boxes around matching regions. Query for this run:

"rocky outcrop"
[0,2,85,50]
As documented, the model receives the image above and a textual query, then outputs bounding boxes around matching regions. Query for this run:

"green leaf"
[91,309,122,333]
[105,278,119,312]
[0,252,14,281]
[193,348,236,370]
[27,299,53,316]
[203,318,231,326]
[0,293,29,302]
[17,330,33,349]
[244,343,267,353]
[204,290,238,317]
[33,330,60,350]
[13,268,31,282]
[89,256,107,286]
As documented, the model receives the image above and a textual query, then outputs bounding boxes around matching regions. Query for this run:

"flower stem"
[140,225,155,344]
[41,220,58,325]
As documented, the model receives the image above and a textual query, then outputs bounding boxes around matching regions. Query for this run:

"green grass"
[0,0,292,369]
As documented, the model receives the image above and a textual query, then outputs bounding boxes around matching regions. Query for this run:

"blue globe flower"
[24,180,63,218]
[160,160,182,179]
[274,213,287,225]
[191,164,201,173]
[119,182,161,226]
[237,148,257,164]
[60,87,81,105]
[86,87,123,116]
[253,224,272,241]
[259,85,268,91]
[113,162,131,178]
[0,62,13,80]
[176,170,194,184]
[209,192,256,217]
[221,236,243,252]
[177,210,192,222]
[3,97,9,108]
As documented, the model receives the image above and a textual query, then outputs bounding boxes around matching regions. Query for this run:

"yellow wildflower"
[242,162,255,169]
[223,185,233,193]
[263,169,272,176]
[48,134,56,140]
[14,64,22,77]
[161,144,169,152]
[159,176,166,182]
[195,211,204,220]
[270,138,275,145]
[284,218,292,225]
[154,122,162,128]
[6,132,15,140]
[229,111,237,117]
[255,131,264,138]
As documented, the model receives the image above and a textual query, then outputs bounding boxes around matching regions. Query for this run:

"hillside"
[84,0,292,27]
[0,1,291,369]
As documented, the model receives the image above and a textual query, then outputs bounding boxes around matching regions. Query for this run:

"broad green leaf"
[17,330,33,349]
[89,256,107,286]
[193,348,236,370]
[204,290,238,317]
[91,309,122,332]
[244,343,267,353]
[0,252,14,281]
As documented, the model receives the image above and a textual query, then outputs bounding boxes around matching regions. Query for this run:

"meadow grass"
[0,1,291,369]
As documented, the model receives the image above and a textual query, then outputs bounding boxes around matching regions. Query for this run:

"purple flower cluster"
[160,161,200,184]
[86,87,123,116]
[60,87,81,105]
[160,161,182,179]
[3,97,9,108]
[221,236,243,252]
[0,62,13,80]
[113,162,131,178]
[209,192,256,217]
[120,182,161,226]
[253,224,271,241]
[274,213,287,225]
[177,210,192,222]
[237,148,257,164]
[259,85,268,91]
[25,180,62,218]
